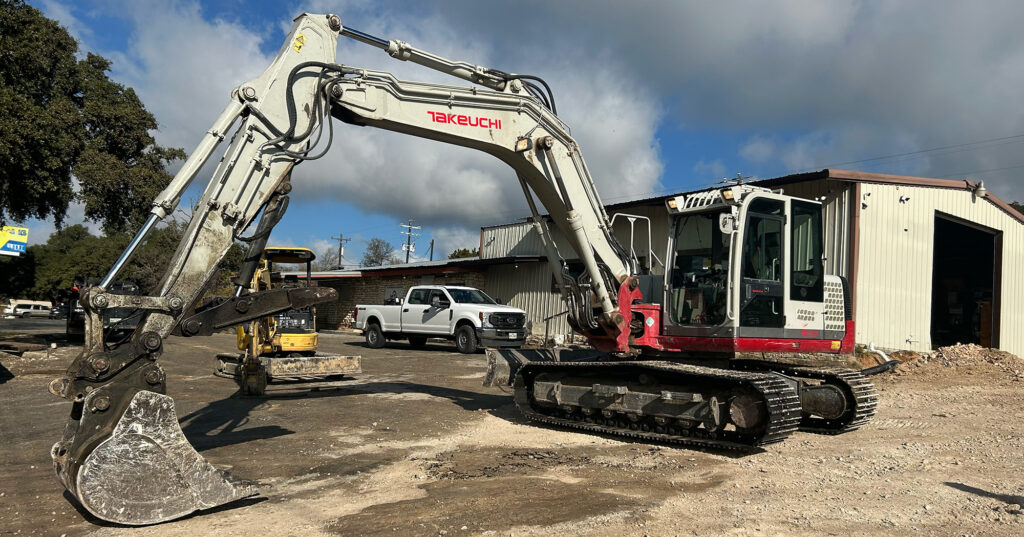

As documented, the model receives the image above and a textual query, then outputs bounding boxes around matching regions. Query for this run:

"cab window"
[790,200,824,301]
[407,289,428,305]
[427,289,447,306]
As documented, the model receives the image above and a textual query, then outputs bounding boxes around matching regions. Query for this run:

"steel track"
[513,360,802,451]
[732,360,878,434]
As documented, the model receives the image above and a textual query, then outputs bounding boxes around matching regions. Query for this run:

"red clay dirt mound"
[885,343,1024,382]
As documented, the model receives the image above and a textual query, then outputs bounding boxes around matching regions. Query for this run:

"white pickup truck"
[354,285,527,353]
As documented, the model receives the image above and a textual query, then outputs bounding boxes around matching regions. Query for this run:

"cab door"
[401,288,430,332]
[739,197,786,331]
[422,289,452,335]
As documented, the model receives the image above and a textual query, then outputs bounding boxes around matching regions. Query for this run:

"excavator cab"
[660,185,848,355]
[254,247,320,354]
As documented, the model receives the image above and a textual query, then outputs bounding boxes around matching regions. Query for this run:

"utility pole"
[330,234,351,269]
[400,220,421,263]
[428,239,434,261]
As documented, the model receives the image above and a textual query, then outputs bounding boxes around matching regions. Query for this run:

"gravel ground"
[1,329,1022,537]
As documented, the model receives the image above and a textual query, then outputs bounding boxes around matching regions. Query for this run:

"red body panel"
[622,303,855,356]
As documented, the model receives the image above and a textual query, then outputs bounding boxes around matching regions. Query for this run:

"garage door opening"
[930,213,1001,348]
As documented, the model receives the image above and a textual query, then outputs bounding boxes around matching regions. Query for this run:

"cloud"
[429,226,481,260]
[38,0,1024,265]
[426,0,1024,200]
[692,159,727,184]
[71,0,665,252]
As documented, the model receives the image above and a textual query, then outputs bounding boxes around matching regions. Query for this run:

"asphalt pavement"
[0,316,66,334]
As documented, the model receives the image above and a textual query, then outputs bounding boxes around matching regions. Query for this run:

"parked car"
[354,285,527,353]
[49,304,69,320]
[14,303,51,318]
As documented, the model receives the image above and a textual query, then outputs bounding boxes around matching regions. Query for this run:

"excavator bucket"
[53,390,255,525]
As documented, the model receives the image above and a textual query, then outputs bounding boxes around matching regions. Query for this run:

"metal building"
[479,169,1024,355]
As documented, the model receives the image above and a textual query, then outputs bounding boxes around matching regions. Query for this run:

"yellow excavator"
[216,247,360,395]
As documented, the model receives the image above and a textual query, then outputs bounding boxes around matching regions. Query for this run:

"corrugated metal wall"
[480,223,544,259]
[855,183,1023,355]
[484,262,573,338]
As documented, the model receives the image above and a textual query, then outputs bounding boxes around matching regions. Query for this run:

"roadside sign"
[0,226,29,257]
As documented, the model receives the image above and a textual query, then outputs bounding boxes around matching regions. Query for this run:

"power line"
[793,133,1024,174]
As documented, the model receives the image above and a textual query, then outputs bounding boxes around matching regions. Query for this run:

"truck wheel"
[455,325,478,354]
[408,336,427,349]
[365,323,386,348]
[22,312,30,318]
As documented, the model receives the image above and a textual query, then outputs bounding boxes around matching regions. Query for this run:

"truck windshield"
[447,289,496,304]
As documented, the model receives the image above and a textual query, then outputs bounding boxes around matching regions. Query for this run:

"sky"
[25,0,1024,265]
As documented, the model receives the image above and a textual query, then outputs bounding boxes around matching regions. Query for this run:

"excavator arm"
[49,13,345,525]
[327,66,637,339]
[49,13,640,525]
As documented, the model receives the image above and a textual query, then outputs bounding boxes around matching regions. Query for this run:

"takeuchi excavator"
[48,13,876,525]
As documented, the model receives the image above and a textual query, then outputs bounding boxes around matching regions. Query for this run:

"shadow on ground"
[179,381,514,452]
[340,339,464,353]
[946,482,1024,505]
[179,393,295,451]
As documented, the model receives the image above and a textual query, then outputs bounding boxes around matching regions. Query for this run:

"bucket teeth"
[59,390,255,525]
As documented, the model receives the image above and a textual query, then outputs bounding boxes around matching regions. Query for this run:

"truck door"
[739,197,786,332]
[422,288,452,335]
[402,288,430,332]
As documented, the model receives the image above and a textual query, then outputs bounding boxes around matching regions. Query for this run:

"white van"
[4,299,53,319]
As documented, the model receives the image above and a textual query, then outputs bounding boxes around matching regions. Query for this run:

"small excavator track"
[732,361,878,434]
[512,361,802,451]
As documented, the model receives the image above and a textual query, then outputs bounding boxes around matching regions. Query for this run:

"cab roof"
[264,246,316,264]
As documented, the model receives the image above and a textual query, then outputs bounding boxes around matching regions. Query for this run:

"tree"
[361,238,398,266]
[9,221,244,304]
[28,225,127,303]
[0,248,35,301]
[1011,201,1023,214]
[448,247,479,259]
[311,244,342,271]
[0,1,184,232]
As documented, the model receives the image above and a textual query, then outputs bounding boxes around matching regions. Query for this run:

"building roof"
[482,168,1024,230]
[759,169,1024,225]
[302,255,546,280]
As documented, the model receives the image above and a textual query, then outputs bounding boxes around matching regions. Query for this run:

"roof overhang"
[755,169,1023,225]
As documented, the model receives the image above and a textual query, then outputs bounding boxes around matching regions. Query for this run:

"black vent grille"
[489,313,525,329]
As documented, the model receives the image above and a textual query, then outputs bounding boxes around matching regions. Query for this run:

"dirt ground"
[1,324,1023,537]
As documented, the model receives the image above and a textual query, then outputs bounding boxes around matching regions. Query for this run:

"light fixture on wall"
[970,179,987,201]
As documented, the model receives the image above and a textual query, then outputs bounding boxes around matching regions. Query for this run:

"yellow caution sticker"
[292,33,306,52]
[830,340,841,351]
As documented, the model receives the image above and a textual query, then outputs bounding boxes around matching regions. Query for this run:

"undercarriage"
[486,349,877,450]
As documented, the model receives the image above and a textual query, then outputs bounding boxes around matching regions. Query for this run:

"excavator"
[47,13,876,525]
[215,246,360,395]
